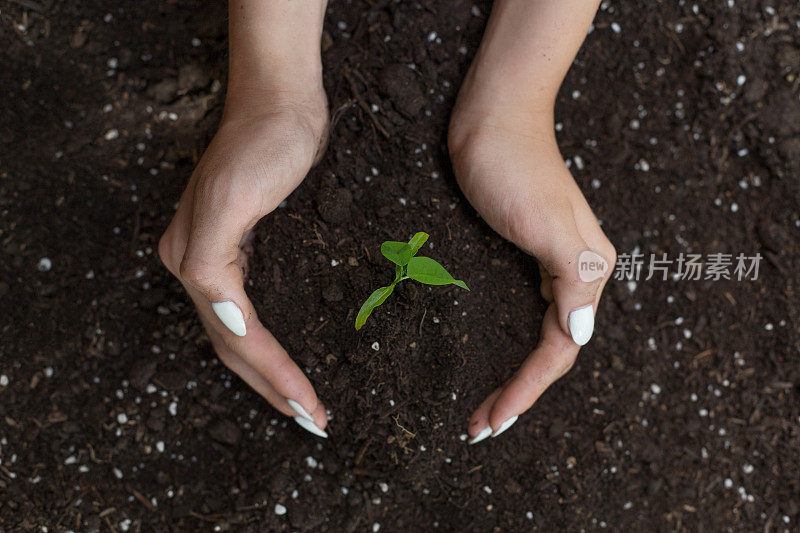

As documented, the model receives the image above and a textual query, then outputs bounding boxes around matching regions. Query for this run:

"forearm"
[456,0,600,131]
[226,0,327,110]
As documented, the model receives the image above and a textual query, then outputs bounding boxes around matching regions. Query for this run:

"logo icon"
[578,251,609,282]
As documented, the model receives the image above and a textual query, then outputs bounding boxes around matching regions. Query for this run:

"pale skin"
[158,0,615,441]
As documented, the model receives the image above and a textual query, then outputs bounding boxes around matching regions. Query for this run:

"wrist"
[227,39,324,103]
[449,77,556,161]
[222,69,328,162]
[221,86,329,165]
[225,64,326,117]
[225,0,327,116]
[451,0,597,145]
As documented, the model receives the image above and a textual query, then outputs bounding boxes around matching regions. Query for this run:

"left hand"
[158,95,331,438]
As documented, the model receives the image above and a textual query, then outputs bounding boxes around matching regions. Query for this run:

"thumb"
[179,195,258,337]
[537,219,607,346]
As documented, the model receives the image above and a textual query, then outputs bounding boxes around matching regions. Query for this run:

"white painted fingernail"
[211,301,246,337]
[492,415,518,438]
[468,426,492,445]
[568,304,594,346]
[293,416,328,438]
[287,399,314,422]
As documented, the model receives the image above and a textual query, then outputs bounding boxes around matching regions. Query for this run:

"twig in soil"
[659,26,685,55]
[367,120,383,159]
[392,415,416,438]
[330,98,355,136]
[343,68,390,139]
[188,511,224,522]
[692,349,715,365]
[403,134,427,145]
[418,308,427,335]
[129,207,141,253]
[354,437,372,466]
[131,488,156,511]
[312,226,326,248]
[234,501,269,512]
[87,444,103,464]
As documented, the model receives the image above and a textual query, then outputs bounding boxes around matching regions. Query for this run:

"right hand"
[449,99,616,444]
[158,91,331,438]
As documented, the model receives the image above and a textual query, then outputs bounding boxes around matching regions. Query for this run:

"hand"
[449,99,616,444]
[158,89,331,438]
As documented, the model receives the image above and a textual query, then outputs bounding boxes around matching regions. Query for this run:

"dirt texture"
[1,0,799,531]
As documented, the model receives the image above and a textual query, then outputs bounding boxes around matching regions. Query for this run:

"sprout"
[355,232,468,330]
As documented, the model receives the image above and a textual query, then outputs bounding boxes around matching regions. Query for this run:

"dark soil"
[2,0,799,531]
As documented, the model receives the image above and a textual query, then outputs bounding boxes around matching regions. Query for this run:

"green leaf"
[451,279,469,290]
[406,256,469,290]
[407,232,429,256]
[355,285,395,330]
[381,241,414,266]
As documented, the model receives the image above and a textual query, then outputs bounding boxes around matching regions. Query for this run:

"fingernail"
[568,304,594,346]
[293,416,328,438]
[211,301,246,337]
[492,415,518,438]
[287,399,314,422]
[468,426,492,445]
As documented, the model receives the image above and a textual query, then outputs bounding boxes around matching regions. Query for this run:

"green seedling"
[355,232,469,330]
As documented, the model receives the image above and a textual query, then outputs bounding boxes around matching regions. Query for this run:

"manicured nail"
[287,399,314,422]
[568,304,594,346]
[293,416,328,438]
[468,426,492,445]
[211,301,246,337]
[492,415,518,438]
